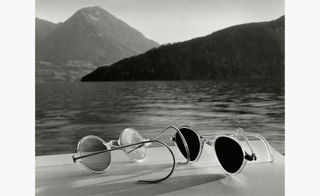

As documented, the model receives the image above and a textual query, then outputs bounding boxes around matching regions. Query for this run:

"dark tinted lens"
[175,128,201,161]
[215,137,244,173]
[79,137,111,172]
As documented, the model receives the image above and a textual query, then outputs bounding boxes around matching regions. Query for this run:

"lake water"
[36,80,284,155]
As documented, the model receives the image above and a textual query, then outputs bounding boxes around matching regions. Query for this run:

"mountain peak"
[78,6,106,14]
[67,5,118,24]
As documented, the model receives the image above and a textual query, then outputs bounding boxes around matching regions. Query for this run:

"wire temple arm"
[137,140,176,183]
[153,125,191,165]
[72,140,176,183]
[128,125,191,165]
[238,129,274,163]
[234,128,257,160]
[127,126,176,153]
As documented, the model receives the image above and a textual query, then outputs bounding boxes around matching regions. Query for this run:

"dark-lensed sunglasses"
[72,128,176,183]
[170,126,274,174]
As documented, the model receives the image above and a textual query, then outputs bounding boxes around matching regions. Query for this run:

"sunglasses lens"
[215,137,244,173]
[79,137,111,172]
[120,128,147,162]
[175,127,201,161]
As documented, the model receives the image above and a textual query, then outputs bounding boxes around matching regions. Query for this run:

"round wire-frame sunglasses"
[72,127,185,183]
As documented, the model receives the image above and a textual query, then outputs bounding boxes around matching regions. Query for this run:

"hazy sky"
[36,0,284,44]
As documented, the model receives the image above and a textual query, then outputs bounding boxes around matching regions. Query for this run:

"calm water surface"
[36,80,284,155]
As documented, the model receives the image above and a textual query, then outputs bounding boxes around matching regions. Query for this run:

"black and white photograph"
[34,0,285,195]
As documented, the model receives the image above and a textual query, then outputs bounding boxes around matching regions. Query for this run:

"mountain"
[36,6,159,81]
[82,16,284,81]
[35,18,59,43]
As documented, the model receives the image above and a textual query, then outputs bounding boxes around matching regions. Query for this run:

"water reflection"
[36,80,284,155]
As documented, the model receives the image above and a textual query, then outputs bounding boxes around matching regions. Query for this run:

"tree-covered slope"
[82,16,284,81]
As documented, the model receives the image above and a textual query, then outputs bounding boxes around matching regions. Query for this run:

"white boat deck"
[36,141,284,196]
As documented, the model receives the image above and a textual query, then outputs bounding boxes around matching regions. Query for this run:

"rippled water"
[36,80,284,155]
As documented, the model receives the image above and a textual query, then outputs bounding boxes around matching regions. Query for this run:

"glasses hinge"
[245,152,257,161]
[72,154,77,163]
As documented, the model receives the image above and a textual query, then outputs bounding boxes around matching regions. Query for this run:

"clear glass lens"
[78,137,111,172]
[215,137,244,173]
[120,128,147,162]
[175,128,201,161]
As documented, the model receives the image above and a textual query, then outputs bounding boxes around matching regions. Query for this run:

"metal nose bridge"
[104,140,120,149]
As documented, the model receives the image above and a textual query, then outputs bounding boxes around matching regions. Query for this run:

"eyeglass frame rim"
[75,135,111,174]
[119,127,149,163]
[209,134,247,175]
[172,126,203,163]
